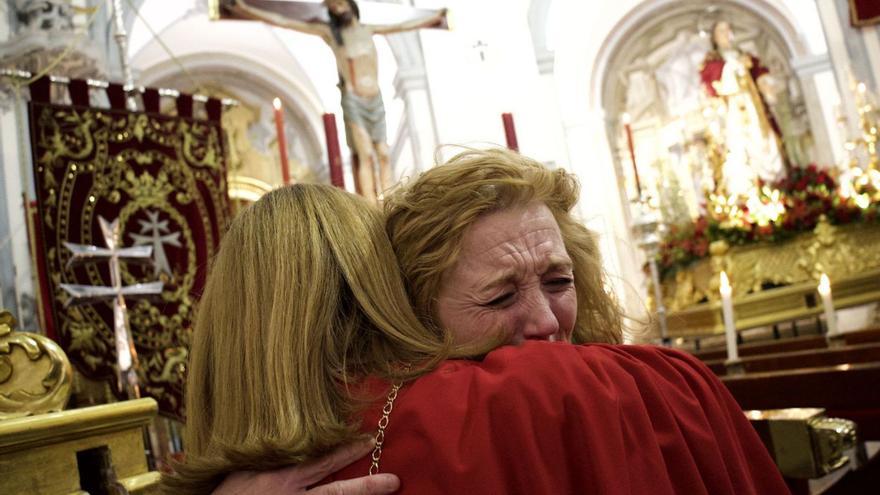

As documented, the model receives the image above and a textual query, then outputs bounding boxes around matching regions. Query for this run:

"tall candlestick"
[322,113,345,189]
[273,98,291,185]
[818,274,839,337]
[719,271,738,362]
[622,112,642,197]
[501,113,519,152]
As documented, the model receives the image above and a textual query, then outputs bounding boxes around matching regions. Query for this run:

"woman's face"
[435,202,577,346]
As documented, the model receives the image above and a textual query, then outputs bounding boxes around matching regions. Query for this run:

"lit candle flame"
[858,82,867,94]
[719,271,732,297]
[818,273,831,296]
[273,97,282,110]
[621,112,631,125]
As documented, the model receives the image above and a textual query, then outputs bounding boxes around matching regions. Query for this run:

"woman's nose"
[519,293,560,340]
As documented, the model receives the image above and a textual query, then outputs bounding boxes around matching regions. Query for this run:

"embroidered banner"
[850,0,880,27]
[28,77,229,420]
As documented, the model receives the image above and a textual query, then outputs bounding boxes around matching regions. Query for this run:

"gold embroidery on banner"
[32,104,228,419]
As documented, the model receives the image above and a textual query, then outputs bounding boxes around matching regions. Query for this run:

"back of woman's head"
[168,184,443,493]
[384,147,623,345]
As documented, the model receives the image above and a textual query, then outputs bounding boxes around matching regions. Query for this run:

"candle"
[273,97,291,185]
[501,113,519,152]
[719,271,738,362]
[818,274,839,337]
[322,113,345,189]
[622,112,642,197]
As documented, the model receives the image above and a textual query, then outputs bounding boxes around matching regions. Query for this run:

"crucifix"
[211,0,448,203]
[60,216,164,399]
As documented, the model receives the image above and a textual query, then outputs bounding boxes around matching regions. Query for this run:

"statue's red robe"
[328,341,790,494]
[699,50,782,138]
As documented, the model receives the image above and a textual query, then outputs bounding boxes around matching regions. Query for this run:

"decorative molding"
[0,310,73,420]
[393,67,428,95]
[791,53,833,78]
[536,50,555,75]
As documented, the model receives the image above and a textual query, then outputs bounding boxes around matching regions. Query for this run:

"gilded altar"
[655,218,880,337]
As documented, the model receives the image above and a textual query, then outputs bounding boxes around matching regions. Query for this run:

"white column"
[563,113,646,325]
[862,26,880,88]
[0,99,36,329]
[791,54,841,166]
[815,0,862,139]
[394,67,438,174]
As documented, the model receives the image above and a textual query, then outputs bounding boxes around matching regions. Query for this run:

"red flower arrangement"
[656,164,879,277]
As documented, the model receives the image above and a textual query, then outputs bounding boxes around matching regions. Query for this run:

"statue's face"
[325,0,352,17]
[713,21,733,50]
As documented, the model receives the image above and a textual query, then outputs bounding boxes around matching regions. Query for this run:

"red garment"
[699,51,769,98]
[699,51,781,139]
[330,342,789,494]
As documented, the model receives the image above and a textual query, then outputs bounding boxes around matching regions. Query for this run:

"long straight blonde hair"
[163,184,447,494]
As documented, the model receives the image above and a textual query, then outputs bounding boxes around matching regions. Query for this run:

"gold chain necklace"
[368,382,402,476]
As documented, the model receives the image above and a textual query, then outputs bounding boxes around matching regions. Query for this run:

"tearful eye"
[546,277,574,288]
[484,292,515,308]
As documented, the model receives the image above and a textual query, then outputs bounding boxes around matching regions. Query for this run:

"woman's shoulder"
[361,342,779,494]
[425,341,710,386]
[398,341,720,420]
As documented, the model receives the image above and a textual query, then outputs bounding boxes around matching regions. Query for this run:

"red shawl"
[329,342,789,494]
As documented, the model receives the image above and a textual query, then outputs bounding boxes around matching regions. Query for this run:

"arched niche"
[597,0,814,228]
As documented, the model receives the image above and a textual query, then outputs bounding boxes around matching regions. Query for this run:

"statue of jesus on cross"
[218,0,447,203]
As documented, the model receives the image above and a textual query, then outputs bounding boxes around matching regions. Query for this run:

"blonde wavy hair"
[385,147,623,345]
[163,184,447,494]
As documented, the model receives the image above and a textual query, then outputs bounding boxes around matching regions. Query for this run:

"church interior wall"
[0,0,877,336]
[548,0,839,323]
[831,0,877,92]
[414,0,567,168]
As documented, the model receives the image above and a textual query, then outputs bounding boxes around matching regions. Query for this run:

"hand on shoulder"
[212,439,400,495]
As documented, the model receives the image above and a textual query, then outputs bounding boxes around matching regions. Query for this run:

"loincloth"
[340,91,387,146]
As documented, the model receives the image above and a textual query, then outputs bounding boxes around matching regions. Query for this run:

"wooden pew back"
[722,363,880,440]
[706,343,880,375]
[694,326,880,361]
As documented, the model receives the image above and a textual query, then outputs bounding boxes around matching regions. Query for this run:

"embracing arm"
[371,8,447,35]
[212,439,399,495]
[225,0,330,38]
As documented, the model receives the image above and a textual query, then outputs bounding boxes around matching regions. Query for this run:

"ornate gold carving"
[0,310,73,419]
[658,218,880,312]
[746,408,856,479]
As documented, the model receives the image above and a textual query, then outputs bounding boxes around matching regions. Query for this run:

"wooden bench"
[694,326,880,362]
[705,342,880,375]
[723,362,880,440]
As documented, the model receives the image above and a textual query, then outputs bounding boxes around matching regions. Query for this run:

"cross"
[473,40,488,62]
[128,210,182,277]
[211,0,449,29]
[60,216,163,399]
[211,0,447,203]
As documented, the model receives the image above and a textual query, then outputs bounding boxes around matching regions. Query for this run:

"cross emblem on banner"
[129,210,183,277]
[60,216,163,399]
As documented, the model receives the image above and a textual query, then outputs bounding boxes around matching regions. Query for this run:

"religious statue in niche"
[219,0,447,203]
[699,20,787,198]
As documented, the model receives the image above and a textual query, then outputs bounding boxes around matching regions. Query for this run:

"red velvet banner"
[28,77,230,420]
[850,0,880,27]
